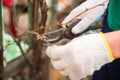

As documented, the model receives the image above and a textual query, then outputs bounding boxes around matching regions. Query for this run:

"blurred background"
[2,0,85,80]
[2,0,103,80]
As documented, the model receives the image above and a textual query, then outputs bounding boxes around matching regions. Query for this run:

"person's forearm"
[105,31,120,58]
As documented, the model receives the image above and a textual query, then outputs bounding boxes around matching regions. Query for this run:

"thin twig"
[28,31,52,46]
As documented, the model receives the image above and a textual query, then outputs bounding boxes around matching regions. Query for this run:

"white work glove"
[46,33,113,80]
[62,0,109,34]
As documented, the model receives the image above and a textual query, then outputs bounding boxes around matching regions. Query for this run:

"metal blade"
[42,28,65,43]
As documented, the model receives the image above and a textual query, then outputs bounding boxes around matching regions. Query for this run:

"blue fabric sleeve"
[93,58,120,80]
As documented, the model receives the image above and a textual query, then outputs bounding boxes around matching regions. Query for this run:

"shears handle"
[63,19,103,39]
[63,19,81,39]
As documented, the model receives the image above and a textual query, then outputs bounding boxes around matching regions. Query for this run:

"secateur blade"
[42,28,66,43]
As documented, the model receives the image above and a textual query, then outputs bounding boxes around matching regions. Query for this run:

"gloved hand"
[62,0,109,34]
[46,33,113,80]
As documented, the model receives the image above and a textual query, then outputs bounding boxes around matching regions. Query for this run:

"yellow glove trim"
[100,32,115,61]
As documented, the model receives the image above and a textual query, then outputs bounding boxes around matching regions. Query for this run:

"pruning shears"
[41,19,102,44]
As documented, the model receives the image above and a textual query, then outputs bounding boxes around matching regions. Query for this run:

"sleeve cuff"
[99,32,115,61]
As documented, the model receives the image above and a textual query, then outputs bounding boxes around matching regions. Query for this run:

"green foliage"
[3,32,29,63]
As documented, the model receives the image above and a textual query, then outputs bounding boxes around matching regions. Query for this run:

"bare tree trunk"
[30,0,48,80]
